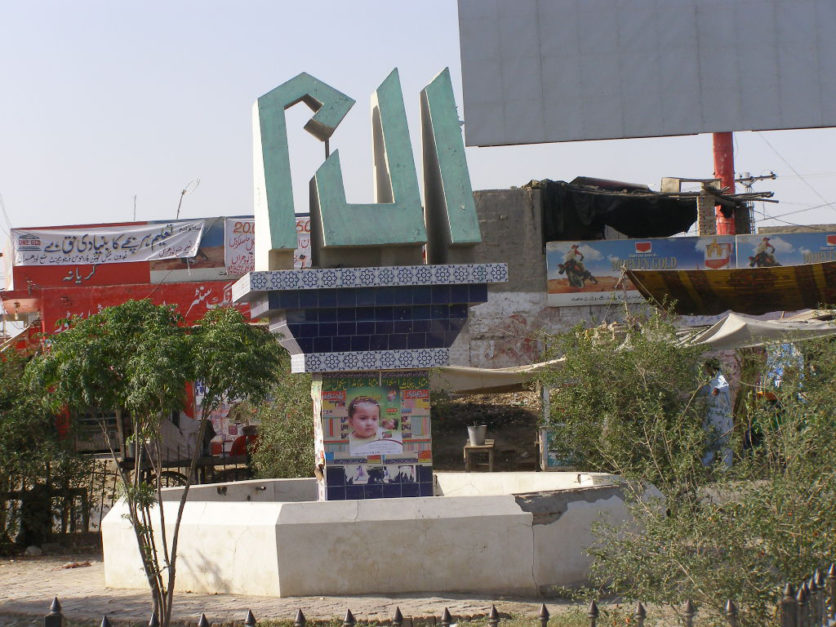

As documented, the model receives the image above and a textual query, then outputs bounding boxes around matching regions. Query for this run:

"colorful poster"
[223,214,312,274]
[736,232,836,268]
[319,371,432,500]
[546,236,737,307]
[321,372,430,457]
[12,220,204,266]
[224,218,255,276]
[149,217,229,283]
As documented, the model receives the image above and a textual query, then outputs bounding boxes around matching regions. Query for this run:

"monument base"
[102,472,639,597]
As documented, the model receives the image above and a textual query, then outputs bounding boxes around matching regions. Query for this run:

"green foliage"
[25,300,282,626]
[539,313,709,495]
[250,352,314,479]
[190,307,282,419]
[541,313,836,626]
[27,300,190,434]
[0,350,91,549]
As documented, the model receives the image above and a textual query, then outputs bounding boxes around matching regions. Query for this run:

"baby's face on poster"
[349,402,379,438]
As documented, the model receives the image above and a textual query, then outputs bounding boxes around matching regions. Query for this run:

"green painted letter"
[253,73,354,269]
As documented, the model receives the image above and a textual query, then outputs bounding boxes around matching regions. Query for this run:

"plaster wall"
[102,473,632,597]
[452,188,650,368]
[159,477,317,503]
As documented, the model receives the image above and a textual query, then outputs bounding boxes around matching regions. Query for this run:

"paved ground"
[0,551,580,626]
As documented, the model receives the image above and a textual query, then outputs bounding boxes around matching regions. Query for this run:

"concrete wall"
[159,478,317,503]
[102,473,633,597]
[451,188,642,368]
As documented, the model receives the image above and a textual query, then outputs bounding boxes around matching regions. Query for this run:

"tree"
[27,300,281,626]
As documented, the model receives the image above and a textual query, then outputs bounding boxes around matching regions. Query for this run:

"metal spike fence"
[39,564,836,626]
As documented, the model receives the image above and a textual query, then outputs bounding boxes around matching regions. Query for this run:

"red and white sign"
[223,215,311,273]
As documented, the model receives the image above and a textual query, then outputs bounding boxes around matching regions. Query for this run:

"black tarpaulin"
[529,179,698,242]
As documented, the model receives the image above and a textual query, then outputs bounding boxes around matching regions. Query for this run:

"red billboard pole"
[712,131,736,235]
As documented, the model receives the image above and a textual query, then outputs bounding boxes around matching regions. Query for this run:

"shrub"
[540,312,836,625]
[249,352,314,479]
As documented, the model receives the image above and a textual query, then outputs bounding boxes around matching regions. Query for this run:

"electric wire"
[755,132,836,212]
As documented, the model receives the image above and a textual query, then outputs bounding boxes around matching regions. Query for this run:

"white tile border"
[290,348,450,373]
[233,263,508,302]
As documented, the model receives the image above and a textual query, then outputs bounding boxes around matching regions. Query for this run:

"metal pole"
[712,131,736,235]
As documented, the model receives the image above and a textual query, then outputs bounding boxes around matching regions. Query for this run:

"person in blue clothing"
[700,358,733,467]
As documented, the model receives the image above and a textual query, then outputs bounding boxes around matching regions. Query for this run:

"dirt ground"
[430,390,542,472]
[0,548,617,626]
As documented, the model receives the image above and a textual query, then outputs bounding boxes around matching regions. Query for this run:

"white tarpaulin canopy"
[432,312,836,394]
[430,359,564,394]
[684,312,836,351]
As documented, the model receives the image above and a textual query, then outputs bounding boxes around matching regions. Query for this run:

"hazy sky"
[2,0,835,241]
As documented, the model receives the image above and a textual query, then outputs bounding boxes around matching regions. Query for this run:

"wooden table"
[463,439,495,472]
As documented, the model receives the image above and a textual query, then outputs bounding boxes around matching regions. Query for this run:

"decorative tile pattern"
[290,348,450,373]
[232,263,508,302]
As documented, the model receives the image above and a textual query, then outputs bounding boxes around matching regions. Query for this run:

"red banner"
[41,280,250,332]
[12,262,151,290]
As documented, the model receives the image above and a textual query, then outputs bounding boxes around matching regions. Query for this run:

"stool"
[463,439,495,472]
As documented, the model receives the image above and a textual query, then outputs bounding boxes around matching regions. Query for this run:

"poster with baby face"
[320,371,432,459]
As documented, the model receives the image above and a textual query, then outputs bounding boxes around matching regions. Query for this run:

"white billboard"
[458,0,836,146]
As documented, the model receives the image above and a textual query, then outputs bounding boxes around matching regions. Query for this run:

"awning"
[430,311,836,394]
[683,311,836,350]
[430,359,565,394]
[626,261,836,315]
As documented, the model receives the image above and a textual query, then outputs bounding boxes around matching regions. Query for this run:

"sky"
[2,0,836,250]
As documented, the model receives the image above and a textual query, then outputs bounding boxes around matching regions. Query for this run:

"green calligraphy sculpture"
[421,68,481,263]
[253,73,354,270]
[312,69,425,249]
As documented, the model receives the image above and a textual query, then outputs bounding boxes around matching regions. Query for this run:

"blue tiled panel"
[263,284,488,319]
[326,466,345,485]
[322,461,433,501]
[250,273,498,372]
[401,483,419,497]
[298,349,449,373]
[279,297,476,356]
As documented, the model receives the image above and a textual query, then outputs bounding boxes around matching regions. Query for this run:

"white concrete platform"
[102,472,633,597]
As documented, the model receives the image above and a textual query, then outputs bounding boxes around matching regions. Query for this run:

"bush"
[0,351,92,551]
[249,353,314,479]
[540,312,836,625]
[539,312,709,495]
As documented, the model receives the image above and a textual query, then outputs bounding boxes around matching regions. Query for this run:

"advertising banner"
[547,231,836,307]
[149,217,229,284]
[41,280,248,332]
[736,232,836,268]
[223,215,311,274]
[546,236,736,307]
[319,371,432,500]
[12,220,204,266]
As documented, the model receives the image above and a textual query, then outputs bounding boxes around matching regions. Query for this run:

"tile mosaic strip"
[232,263,508,302]
[290,348,450,373]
